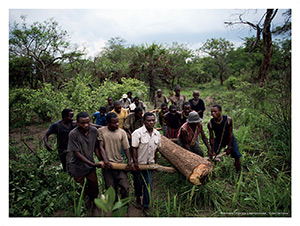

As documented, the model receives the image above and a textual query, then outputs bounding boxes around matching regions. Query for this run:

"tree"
[200,38,234,85]
[9,15,81,87]
[94,37,135,83]
[136,43,168,101]
[224,9,279,84]
[164,43,194,88]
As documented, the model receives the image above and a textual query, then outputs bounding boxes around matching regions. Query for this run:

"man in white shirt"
[131,112,161,212]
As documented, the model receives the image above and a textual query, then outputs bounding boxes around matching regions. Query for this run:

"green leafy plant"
[94,186,130,217]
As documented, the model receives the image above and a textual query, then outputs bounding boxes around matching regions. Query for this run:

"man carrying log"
[207,105,242,171]
[44,109,76,172]
[177,111,212,157]
[131,112,161,212]
[97,112,132,201]
[67,112,102,213]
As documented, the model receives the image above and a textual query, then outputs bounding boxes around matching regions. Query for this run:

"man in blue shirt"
[93,107,107,127]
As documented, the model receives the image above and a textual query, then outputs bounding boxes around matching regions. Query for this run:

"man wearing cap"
[120,94,131,109]
[177,111,212,157]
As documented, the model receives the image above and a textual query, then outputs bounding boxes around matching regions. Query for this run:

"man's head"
[106,112,119,131]
[127,91,132,98]
[134,107,143,120]
[113,100,122,113]
[182,102,192,114]
[76,112,90,133]
[62,109,74,123]
[161,103,168,114]
[133,96,139,105]
[99,107,106,116]
[157,89,162,97]
[211,105,222,119]
[174,86,181,96]
[193,90,200,99]
[143,112,156,130]
[169,105,177,115]
[108,97,113,105]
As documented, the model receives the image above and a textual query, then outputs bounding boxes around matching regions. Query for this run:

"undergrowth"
[9,80,291,217]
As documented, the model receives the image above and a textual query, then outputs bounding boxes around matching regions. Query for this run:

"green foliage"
[73,178,86,217]
[9,77,148,127]
[94,186,130,217]
[9,15,82,87]
[9,88,35,127]
[9,140,75,216]
[223,76,242,90]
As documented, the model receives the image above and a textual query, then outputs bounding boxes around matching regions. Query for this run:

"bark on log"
[159,136,213,185]
[98,161,176,173]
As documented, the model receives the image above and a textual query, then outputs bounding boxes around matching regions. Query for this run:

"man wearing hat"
[119,94,131,110]
[177,111,212,157]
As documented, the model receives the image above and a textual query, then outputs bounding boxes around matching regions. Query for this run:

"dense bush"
[9,76,149,127]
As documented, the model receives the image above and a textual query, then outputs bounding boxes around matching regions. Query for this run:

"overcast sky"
[9,8,289,57]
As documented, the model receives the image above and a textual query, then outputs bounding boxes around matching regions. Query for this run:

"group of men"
[154,86,241,172]
[44,106,159,215]
[43,86,242,216]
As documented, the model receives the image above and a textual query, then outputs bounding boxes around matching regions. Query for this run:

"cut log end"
[189,163,213,185]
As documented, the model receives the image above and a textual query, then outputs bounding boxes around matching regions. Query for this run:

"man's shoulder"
[69,127,79,136]
[93,111,100,116]
[50,120,61,127]
[98,126,108,133]
[132,125,145,135]
[90,126,98,133]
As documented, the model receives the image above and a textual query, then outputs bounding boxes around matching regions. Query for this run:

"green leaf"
[112,197,130,211]
[94,198,109,213]
[106,186,116,210]
[112,206,128,217]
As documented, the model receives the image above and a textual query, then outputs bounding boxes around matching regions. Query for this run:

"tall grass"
[153,81,291,217]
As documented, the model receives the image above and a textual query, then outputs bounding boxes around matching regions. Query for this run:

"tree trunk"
[220,70,224,86]
[98,161,176,173]
[159,136,213,185]
[148,68,155,102]
[258,9,276,84]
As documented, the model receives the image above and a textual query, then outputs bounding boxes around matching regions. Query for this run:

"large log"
[159,136,213,185]
[98,161,176,173]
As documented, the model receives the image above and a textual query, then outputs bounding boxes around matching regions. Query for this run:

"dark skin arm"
[124,148,133,171]
[207,122,216,158]
[90,123,102,129]
[94,146,102,162]
[43,130,54,152]
[197,109,204,115]
[154,149,158,163]
[199,123,212,156]
[132,147,140,172]
[225,117,233,155]
[73,150,102,167]
[124,128,132,140]
[99,140,112,169]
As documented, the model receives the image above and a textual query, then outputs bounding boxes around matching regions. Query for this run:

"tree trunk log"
[98,161,176,173]
[159,136,213,185]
